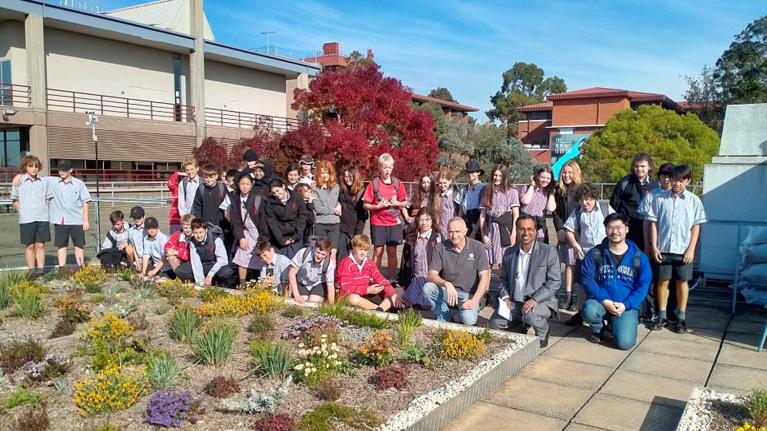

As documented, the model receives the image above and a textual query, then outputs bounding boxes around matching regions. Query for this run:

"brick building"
[517,87,688,164]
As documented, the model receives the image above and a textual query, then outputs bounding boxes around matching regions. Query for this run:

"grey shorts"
[657,253,693,282]
[314,223,341,248]
[298,283,325,297]
[558,241,576,266]
[370,224,403,246]
[54,224,86,248]
[20,221,50,245]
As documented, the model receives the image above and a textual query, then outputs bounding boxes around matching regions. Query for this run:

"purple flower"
[281,316,341,340]
[145,390,205,428]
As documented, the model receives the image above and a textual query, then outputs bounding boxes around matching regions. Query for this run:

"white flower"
[329,353,337,360]
[298,343,305,348]
[325,363,330,369]
[294,364,304,371]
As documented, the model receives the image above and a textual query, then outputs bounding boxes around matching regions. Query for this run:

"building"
[0,0,320,179]
[305,41,478,123]
[516,87,688,164]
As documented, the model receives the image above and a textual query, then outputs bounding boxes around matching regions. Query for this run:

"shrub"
[357,331,394,368]
[10,280,46,319]
[475,326,494,345]
[248,313,275,339]
[297,402,380,431]
[88,338,147,371]
[145,390,204,427]
[155,279,197,304]
[282,316,342,341]
[154,303,171,315]
[1,388,47,409]
[401,344,433,368]
[127,311,149,331]
[280,304,307,319]
[21,352,70,382]
[314,378,341,401]
[49,319,76,338]
[196,289,282,318]
[394,309,422,347]
[56,295,92,323]
[204,376,240,398]
[193,320,238,366]
[318,301,390,329]
[82,312,134,346]
[118,267,134,282]
[15,405,50,431]
[72,265,108,291]
[439,329,485,361]
[199,287,228,303]
[147,350,184,389]
[373,364,410,390]
[221,377,292,415]
[748,389,767,428]
[293,336,344,387]
[250,340,293,379]
[168,306,202,343]
[253,413,297,431]
[0,339,46,374]
[73,364,146,415]
[0,270,27,309]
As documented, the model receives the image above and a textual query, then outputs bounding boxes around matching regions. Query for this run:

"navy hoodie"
[580,239,652,311]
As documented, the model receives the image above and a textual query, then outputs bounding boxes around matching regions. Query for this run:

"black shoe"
[641,313,659,324]
[539,330,550,348]
[518,323,531,334]
[668,319,688,334]
[587,330,604,344]
[558,293,571,309]
[648,319,667,331]
[566,302,577,312]
[565,312,583,326]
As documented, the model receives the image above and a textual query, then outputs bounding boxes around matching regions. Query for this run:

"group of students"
[10,148,706,341]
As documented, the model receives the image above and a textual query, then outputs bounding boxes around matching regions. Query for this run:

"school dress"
[521,185,548,240]
[483,188,520,265]
[232,196,263,270]
[554,189,578,266]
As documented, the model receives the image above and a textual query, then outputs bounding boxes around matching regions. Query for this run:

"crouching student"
[337,234,398,312]
[140,217,171,278]
[255,239,293,294]
[175,218,235,287]
[98,210,134,269]
[287,237,336,304]
[164,214,193,275]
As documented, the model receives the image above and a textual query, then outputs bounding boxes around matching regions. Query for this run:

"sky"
[95,0,765,120]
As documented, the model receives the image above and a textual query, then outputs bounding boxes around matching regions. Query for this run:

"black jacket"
[553,188,578,232]
[264,189,309,247]
[339,190,367,235]
[192,181,228,229]
[609,175,658,221]
[398,230,441,287]
[228,191,268,243]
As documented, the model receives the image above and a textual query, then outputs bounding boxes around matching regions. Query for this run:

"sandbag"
[742,263,767,285]
[743,243,767,266]
[742,286,767,306]
[743,226,767,247]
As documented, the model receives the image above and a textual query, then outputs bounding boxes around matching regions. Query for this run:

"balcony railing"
[205,107,303,133]
[46,88,195,122]
[0,84,31,108]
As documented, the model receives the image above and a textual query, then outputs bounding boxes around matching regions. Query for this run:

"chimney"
[323,42,340,55]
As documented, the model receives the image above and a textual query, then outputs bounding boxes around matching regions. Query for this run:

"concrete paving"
[443,299,767,431]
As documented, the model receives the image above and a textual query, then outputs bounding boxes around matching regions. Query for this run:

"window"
[0,59,11,106]
[527,111,552,121]
[0,128,27,168]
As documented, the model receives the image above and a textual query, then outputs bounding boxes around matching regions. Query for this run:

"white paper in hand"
[497,297,512,320]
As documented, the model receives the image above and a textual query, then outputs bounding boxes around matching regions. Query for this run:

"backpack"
[299,245,331,275]
[372,177,403,219]
[592,245,640,280]
[575,199,610,220]
[97,232,127,269]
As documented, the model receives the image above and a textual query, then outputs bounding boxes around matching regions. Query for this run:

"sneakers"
[539,330,550,348]
[668,319,688,334]
[648,319,667,331]
[587,330,604,344]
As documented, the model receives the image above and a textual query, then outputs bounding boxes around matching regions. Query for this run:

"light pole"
[86,112,101,252]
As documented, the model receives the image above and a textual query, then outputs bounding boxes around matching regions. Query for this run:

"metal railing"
[0,84,31,108]
[46,88,195,122]
[205,107,303,132]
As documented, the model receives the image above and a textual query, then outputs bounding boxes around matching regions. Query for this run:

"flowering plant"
[196,289,282,318]
[145,390,205,427]
[73,364,146,415]
[21,352,70,382]
[358,331,394,368]
[56,295,92,323]
[293,334,345,386]
[82,312,134,346]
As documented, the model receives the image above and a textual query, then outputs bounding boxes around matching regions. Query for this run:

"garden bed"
[0,267,538,431]
[677,388,767,431]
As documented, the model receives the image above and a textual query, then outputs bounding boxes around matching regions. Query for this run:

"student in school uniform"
[478,165,520,271]
[175,218,235,288]
[177,156,201,218]
[265,178,309,259]
[312,160,342,260]
[11,155,52,273]
[298,154,315,186]
[456,160,486,238]
[287,237,336,304]
[48,160,92,268]
[98,210,134,269]
[165,214,193,275]
[224,173,268,287]
[140,217,171,278]
[337,163,368,261]
[192,163,231,253]
[519,166,557,242]
[255,239,293,294]
[127,206,146,272]
[434,167,463,240]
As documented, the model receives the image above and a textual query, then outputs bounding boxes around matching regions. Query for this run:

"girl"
[227,173,268,286]
[434,167,461,239]
[520,166,557,242]
[396,207,440,309]
[553,161,582,310]
[284,163,301,191]
[479,165,520,269]
[337,163,367,260]
[408,173,438,220]
[264,178,309,259]
[250,161,274,197]
[312,160,342,260]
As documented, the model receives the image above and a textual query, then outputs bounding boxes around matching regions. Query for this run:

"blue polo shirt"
[48,176,92,225]
[11,174,52,224]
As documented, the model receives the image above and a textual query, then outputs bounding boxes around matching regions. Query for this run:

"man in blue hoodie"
[580,213,652,350]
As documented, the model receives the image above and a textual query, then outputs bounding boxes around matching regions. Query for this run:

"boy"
[49,160,92,268]
[255,239,293,294]
[98,210,134,269]
[164,213,193,273]
[457,160,485,237]
[646,165,707,333]
[11,155,52,273]
[295,182,316,242]
[362,153,409,281]
[175,218,234,287]
[127,206,146,271]
[140,217,170,278]
[337,234,398,312]
[287,237,335,304]
[193,163,231,253]
[298,154,315,186]
[177,156,200,218]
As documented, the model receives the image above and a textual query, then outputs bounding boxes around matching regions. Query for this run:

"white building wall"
[0,20,28,86]
[204,60,287,117]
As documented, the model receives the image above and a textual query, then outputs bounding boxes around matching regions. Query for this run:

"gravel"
[676,388,749,431]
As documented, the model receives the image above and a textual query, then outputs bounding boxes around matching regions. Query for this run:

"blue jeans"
[422,282,479,326]
[582,299,639,350]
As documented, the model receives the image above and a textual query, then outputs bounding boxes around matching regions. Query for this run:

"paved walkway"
[443,294,767,431]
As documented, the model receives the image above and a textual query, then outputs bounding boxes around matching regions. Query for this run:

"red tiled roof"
[517,101,553,112]
[411,93,479,112]
[517,87,685,112]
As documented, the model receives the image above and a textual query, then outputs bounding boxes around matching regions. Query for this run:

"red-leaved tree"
[193,137,229,168]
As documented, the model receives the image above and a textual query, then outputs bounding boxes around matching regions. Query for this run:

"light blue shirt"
[177,175,200,217]
[258,253,293,291]
[290,247,335,287]
[128,224,145,257]
[142,231,169,270]
[564,202,615,252]
[11,174,52,224]
[461,182,485,211]
[48,176,91,225]
[645,189,707,255]
[102,226,130,249]
[637,188,664,219]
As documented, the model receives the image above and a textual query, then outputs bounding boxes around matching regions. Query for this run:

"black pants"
[175,261,236,288]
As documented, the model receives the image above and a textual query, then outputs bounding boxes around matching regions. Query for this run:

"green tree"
[467,124,535,183]
[437,121,473,170]
[487,62,566,135]
[346,50,376,69]
[714,14,767,104]
[428,87,458,103]
[683,65,725,134]
[580,105,720,183]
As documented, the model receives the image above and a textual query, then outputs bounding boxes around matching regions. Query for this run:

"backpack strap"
[595,244,641,277]
[181,177,190,202]
[301,247,331,275]
[106,231,117,248]
[217,181,226,199]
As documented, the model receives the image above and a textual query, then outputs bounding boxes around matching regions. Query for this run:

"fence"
[46,88,195,122]
[205,108,303,132]
[0,84,31,108]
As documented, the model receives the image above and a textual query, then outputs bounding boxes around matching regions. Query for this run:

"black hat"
[56,160,73,171]
[658,162,675,177]
[299,155,315,166]
[144,217,159,229]
[129,206,145,219]
[243,149,259,162]
[463,160,485,176]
